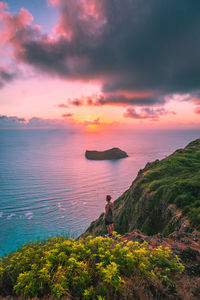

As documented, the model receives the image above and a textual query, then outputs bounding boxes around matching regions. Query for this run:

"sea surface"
[0,128,200,257]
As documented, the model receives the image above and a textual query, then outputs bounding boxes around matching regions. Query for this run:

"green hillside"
[84,139,200,237]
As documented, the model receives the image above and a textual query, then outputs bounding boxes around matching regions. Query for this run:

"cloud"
[67,93,164,107]
[58,103,69,108]
[27,117,77,129]
[124,107,175,120]
[47,0,61,7]
[0,115,26,128]
[0,66,17,88]
[0,115,79,129]
[194,107,200,114]
[62,113,73,118]
[68,98,84,106]
[83,117,100,126]
[2,0,200,105]
[0,2,8,9]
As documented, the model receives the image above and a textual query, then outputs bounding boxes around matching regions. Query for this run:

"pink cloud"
[0,3,41,60]
[58,103,69,108]
[194,106,200,114]
[68,98,85,106]
[47,0,61,7]
[190,96,200,105]
[52,0,106,39]
[62,112,74,118]
[0,1,8,13]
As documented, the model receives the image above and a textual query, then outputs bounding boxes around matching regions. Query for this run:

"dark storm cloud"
[93,94,165,106]
[3,0,200,104]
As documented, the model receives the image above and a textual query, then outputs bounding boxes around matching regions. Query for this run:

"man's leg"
[106,225,110,235]
[110,223,114,233]
[108,224,113,235]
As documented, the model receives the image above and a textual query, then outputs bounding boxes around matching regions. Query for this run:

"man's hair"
[106,195,111,201]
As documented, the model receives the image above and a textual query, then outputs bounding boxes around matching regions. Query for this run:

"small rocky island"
[85,147,128,160]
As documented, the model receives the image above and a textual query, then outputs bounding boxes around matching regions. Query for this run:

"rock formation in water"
[85,147,128,160]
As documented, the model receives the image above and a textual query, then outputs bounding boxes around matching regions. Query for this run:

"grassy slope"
[84,139,200,237]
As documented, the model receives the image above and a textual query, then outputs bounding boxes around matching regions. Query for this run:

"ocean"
[0,128,200,257]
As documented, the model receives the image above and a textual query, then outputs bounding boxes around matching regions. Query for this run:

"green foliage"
[147,147,200,228]
[132,140,200,232]
[0,234,184,299]
[163,222,176,236]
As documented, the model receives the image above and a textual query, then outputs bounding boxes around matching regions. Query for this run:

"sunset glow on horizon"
[1,0,200,130]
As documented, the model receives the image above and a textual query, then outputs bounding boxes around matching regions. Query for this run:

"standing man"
[103,195,114,236]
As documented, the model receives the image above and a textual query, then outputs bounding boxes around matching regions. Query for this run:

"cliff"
[81,139,200,298]
[83,139,200,238]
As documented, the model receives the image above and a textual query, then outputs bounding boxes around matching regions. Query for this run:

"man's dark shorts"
[105,220,113,226]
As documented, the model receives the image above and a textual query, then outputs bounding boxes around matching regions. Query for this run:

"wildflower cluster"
[0,233,184,299]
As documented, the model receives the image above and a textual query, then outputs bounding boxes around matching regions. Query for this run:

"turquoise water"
[0,128,200,256]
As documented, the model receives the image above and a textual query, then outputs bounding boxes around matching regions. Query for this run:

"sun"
[84,124,103,132]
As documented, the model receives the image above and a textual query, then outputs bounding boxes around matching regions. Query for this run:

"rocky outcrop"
[85,147,128,160]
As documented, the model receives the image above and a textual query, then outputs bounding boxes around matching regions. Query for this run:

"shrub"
[0,234,184,299]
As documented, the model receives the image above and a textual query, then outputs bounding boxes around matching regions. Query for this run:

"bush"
[0,234,184,299]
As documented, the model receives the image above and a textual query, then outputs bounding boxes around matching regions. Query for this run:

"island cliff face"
[83,139,200,238]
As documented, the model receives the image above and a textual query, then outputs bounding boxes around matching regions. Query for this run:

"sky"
[1,0,200,130]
